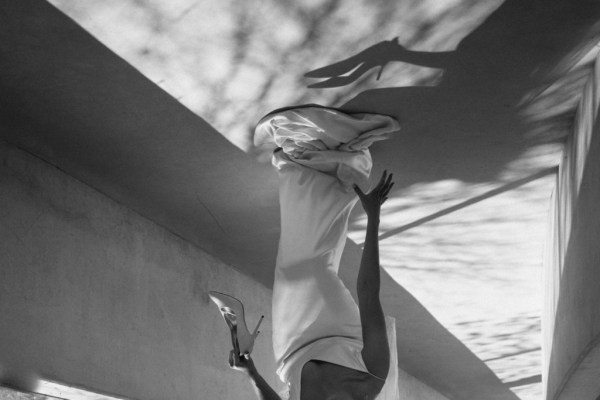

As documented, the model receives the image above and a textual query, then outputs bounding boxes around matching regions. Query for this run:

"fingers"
[378,171,394,201]
[356,170,394,199]
[375,170,393,191]
[375,170,387,191]
[381,181,394,199]
[352,184,364,197]
[384,170,393,187]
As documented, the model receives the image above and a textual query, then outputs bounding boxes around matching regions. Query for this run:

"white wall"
[0,139,282,400]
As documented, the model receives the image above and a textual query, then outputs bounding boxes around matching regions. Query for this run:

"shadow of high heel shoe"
[305,38,400,88]
[307,62,388,88]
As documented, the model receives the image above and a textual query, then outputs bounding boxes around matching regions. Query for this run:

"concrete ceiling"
[2,1,600,399]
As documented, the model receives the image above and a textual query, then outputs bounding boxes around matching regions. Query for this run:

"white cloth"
[255,105,400,400]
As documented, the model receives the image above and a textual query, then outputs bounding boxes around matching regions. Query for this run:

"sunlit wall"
[543,52,600,400]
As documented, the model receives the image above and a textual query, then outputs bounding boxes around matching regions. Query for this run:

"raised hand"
[353,170,394,221]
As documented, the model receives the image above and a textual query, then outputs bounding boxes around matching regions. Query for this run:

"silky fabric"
[255,106,400,400]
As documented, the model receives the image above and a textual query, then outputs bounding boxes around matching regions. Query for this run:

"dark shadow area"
[305,0,600,187]
[505,374,542,388]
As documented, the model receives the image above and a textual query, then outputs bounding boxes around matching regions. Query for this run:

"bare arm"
[353,171,394,380]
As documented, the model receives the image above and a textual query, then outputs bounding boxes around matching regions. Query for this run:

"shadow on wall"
[296,0,600,187]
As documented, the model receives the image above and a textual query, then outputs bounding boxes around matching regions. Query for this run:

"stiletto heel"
[209,291,264,357]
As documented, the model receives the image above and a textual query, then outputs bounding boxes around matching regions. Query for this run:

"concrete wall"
[0,138,282,400]
[0,138,450,400]
[543,53,600,400]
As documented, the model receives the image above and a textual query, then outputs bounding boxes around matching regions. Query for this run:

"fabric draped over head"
[255,105,398,191]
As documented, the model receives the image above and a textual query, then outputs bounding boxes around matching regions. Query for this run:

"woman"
[210,105,400,400]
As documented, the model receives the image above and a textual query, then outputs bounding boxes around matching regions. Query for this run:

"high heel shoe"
[209,291,264,358]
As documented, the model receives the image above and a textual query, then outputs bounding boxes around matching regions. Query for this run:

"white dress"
[255,105,401,400]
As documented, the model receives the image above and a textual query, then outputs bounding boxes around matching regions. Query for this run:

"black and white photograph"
[1,1,600,399]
